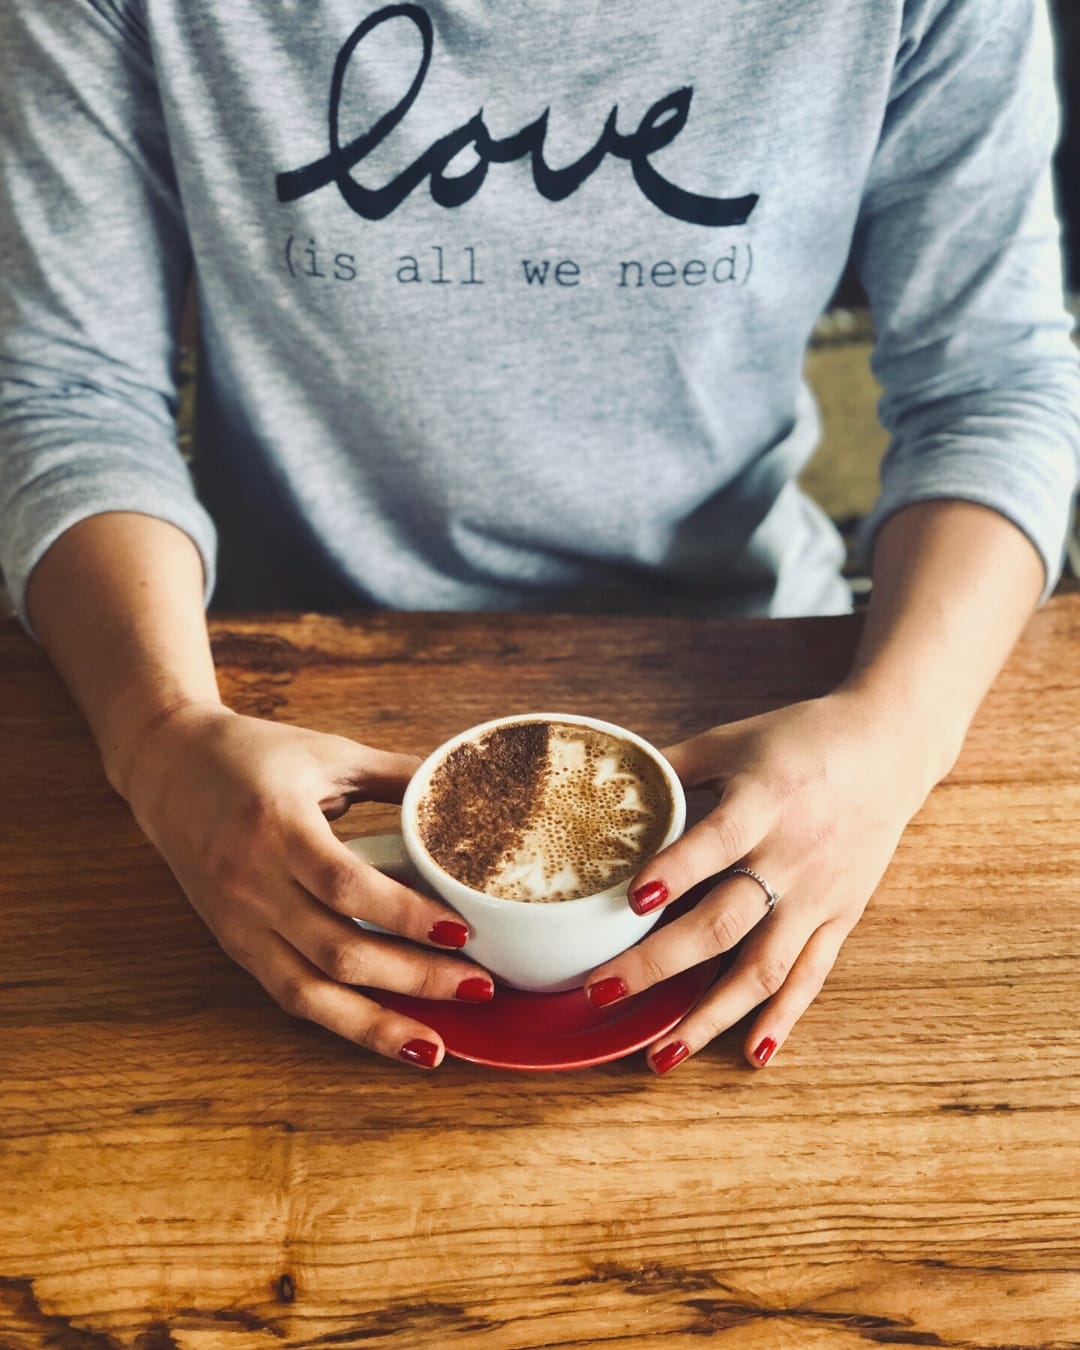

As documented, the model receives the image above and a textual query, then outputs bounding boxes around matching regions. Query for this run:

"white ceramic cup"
[345,712,687,993]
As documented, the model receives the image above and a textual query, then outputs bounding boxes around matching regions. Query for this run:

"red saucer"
[369,886,722,1071]
[374,957,720,1070]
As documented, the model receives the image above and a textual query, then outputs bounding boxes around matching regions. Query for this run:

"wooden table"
[2,599,1078,1349]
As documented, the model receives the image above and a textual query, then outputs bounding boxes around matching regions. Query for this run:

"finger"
[286,815,474,950]
[318,740,422,809]
[741,918,850,1069]
[279,885,495,1004]
[660,731,734,789]
[625,780,780,915]
[585,870,789,1007]
[641,907,823,1074]
[257,929,449,1068]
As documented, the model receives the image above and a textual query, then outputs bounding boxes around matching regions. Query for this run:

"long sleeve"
[0,0,216,629]
[854,0,1080,595]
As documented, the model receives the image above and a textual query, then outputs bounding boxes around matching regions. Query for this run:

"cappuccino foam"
[416,719,675,902]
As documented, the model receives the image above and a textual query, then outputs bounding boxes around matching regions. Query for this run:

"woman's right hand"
[121,700,493,1068]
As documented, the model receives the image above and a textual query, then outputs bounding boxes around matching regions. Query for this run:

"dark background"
[1052,0,1078,290]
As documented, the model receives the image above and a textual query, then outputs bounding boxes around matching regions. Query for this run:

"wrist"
[103,694,230,803]
[828,675,966,801]
[842,501,1042,793]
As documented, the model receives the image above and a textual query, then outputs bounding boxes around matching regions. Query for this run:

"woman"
[2,0,1077,1071]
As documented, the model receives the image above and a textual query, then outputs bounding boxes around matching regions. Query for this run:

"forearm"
[24,511,492,1068]
[25,511,222,798]
[841,499,1044,786]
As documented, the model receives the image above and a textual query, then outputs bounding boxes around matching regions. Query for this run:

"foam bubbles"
[417,719,676,901]
[482,721,674,901]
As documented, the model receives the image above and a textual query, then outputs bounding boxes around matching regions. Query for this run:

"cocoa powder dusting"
[418,722,550,889]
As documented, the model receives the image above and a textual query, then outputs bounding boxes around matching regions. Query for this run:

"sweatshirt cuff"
[1,468,218,636]
[859,441,1078,604]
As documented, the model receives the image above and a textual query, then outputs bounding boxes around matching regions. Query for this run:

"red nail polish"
[428,919,469,949]
[455,977,495,1003]
[587,976,628,1009]
[753,1036,778,1065]
[651,1041,689,1075]
[630,879,669,914]
[398,1039,440,1068]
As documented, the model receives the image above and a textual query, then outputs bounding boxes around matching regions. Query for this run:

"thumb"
[660,728,736,790]
[319,737,423,813]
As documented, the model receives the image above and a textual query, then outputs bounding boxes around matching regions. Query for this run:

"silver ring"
[728,866,781,916]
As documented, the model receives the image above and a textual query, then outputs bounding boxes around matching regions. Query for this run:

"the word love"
[276,3,759,228]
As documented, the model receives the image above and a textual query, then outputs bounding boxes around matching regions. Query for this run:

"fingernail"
[455,976,495,1003]
[753,1036,778,1066]
[629,879,669,914]
[398,1039,440,1068]
[428,919,469,949]
[587,976,628,1009]
[651,1041,690,1075]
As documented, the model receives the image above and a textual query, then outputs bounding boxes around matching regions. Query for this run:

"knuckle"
[215,924,256,972]
[701,810,748,863]
[685,998,727,1045]
[706,906,746,952]
[362,1008,408,1055]
[276,974,315,1022]
[316,936,362,985]
[748,953,790,1000]
[634,950,671,991]
[797,960,832,1000]
[405,962,443,1001]
[804,819,837,857]
[768,771,806,807]
[205,842,243,889]
[314,855,362,911]
[233,789,275,834]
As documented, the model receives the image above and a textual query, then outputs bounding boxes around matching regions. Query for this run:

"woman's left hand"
[583,690,942,1074]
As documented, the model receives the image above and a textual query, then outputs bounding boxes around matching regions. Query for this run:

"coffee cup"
[346,712,687,992]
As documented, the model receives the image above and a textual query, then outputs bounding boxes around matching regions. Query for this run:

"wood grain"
[1,601,1078,1349]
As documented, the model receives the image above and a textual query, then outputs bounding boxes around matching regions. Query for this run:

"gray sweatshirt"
[2,0,1078,625]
